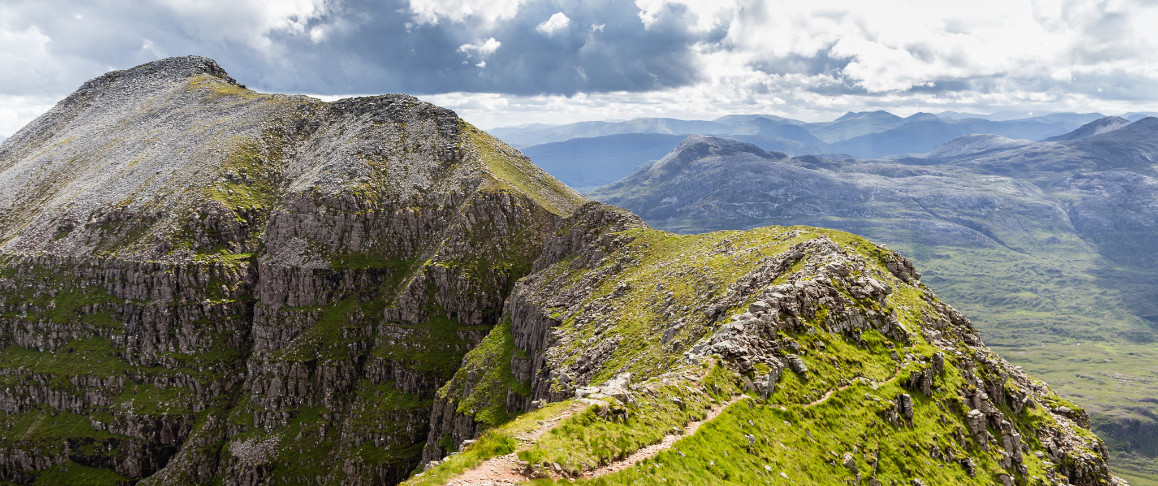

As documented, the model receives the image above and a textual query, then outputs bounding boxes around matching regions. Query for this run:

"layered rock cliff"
[0,56,582,484]
[0,57,1124,485]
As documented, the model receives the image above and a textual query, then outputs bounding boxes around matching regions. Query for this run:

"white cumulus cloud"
[536,12,570,35]
[458,37,502,58]
[407,0,527,25]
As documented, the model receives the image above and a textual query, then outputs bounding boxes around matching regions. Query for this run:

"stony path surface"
[444,453,526,486]
[443,400,591,485]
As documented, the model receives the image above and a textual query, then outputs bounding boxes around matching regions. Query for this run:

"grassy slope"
[886,241,1158,481]
[637,207,1158,482]
[409,226,1109,485]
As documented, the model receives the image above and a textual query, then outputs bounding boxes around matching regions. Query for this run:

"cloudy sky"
[1,0,1157,135]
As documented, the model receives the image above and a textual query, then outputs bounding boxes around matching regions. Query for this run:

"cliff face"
[0,57,1121,486]
[0,56,582,484]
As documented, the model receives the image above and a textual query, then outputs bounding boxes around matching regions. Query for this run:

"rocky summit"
[0,57,1124,485]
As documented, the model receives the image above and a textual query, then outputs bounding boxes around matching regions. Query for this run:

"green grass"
[437,318,531,429]
[402,401,578,486]
[34,460,129,485]
[4,410,118,442]
[0,338,132,377]
[521,365,744,475]
[206,137,281,211]
[462,122,585,217]
[411,226,1110,485]
[114,383,197,415]
[540,226,816,385]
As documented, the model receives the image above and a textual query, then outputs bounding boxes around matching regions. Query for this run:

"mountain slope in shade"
[519,133,686,191]
[591,129,1158,481]
[805,110,906,142]
[0,57,1123,486]
[925,134,1032,158]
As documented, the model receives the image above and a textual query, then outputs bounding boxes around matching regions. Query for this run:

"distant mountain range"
[496,110,1115,189]
[589,116,1158,482]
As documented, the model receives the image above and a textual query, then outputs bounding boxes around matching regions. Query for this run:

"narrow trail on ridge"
[805,367,902,407]
[581,395,748,479]
[438,368,902,484]
[442,401,590,486]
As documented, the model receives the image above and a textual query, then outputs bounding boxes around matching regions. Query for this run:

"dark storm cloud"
[0,0,716,97]
[257,0,713,95]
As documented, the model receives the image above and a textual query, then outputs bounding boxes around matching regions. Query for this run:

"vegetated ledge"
[0,55,1124,486]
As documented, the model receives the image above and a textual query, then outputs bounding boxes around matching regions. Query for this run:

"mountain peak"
[81,55,238,91]
[834,110,900,122]
[905,112,941,122]
[669,134,776,160]
[1043,115,1130,142]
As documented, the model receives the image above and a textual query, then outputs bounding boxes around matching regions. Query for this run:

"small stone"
[842,451,857,473]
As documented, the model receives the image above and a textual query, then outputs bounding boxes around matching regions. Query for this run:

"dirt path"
[443,400,591,485]
[806,369,903,407]
[440,369,902,484]
[443,453,527,486]
[581,395,747,478]
[441,395,746,484]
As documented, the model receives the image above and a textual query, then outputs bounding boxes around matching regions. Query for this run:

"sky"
[1,0,1157,136]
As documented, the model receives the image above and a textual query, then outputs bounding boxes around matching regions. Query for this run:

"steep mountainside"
[0,57,1123,485]
[591,130,1158,481]
[0,56,583,484]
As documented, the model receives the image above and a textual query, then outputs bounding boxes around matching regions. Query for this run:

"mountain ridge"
[591,129,1158,482]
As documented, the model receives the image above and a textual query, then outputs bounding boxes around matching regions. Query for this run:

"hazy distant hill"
[490,118,729,147]
[591,119,1158,481]
[1043,116,1131,141]
[520,133,686,190]
[505,111,1106,188]
[924,134,1031,158]
[804,110,906,142]
[827,112,1107,158]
